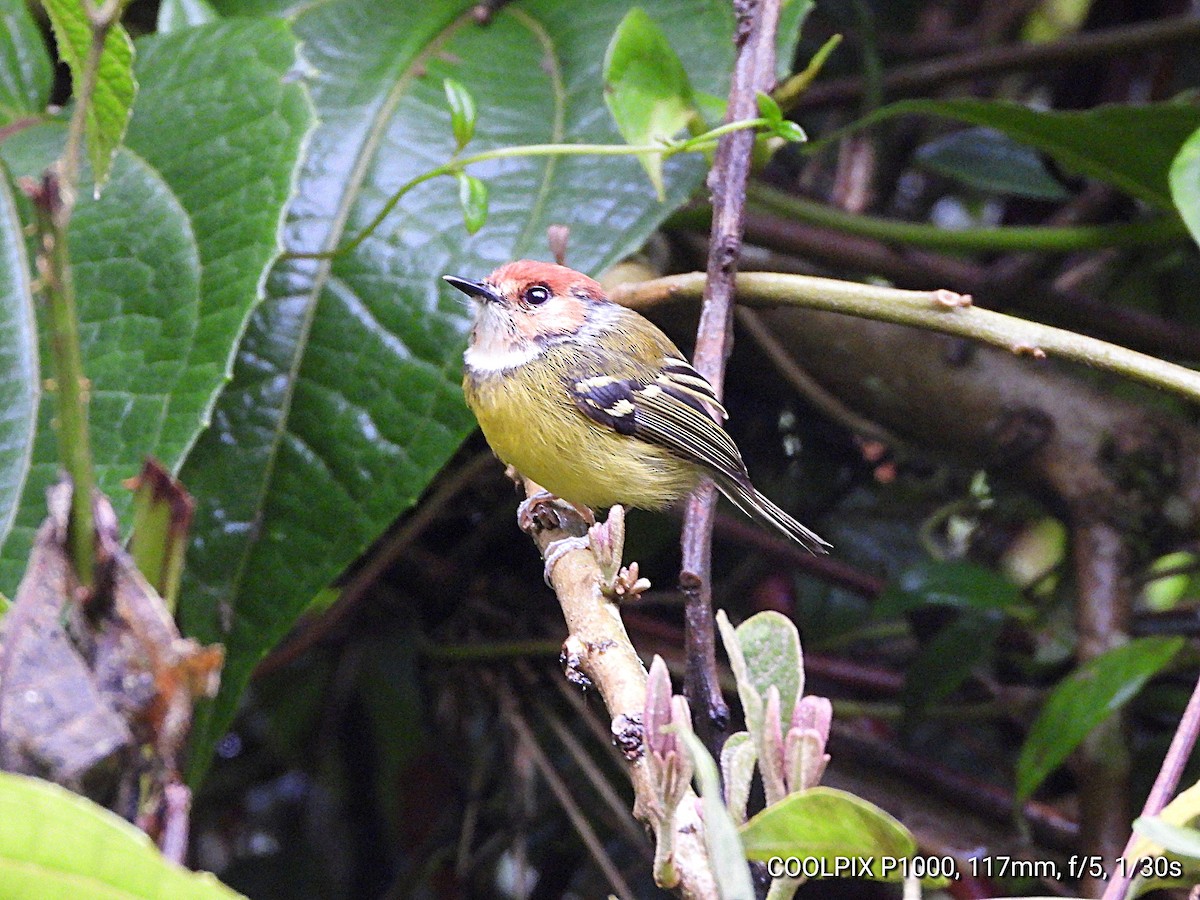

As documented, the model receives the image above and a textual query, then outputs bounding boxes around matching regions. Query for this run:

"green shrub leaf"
[603,7,695,199]
[0,0,53,125]
[875,558,1026,619]
[755,90,783,125]
[39,0,136,190]
[0,125,202,588]
[443,77,476,150]
[156,0,220,33]
[773,119,807,143]
[1016,636,1184,801]
[0,21,313,594]
[720,730,755,825]
[0,165,37,554]
[916,127,1070,200]
[838,98,1200,208]
[1170,125,1200,248]
[736,610,804,730]
[456,172,488,233]
[0,772,243,898]
[1134,816,1200,861]
[741,786,923,882]
[902,611,1004,722]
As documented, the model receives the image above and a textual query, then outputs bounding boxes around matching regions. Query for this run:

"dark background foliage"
[185,1,1200,896]
[4,0,1200,896]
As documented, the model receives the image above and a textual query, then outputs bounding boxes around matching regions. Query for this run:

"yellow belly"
[464,369,697,510]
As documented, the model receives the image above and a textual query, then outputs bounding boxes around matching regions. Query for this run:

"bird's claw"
[518,490,560,533]
[518,490,596,534]
[543,535,590,585]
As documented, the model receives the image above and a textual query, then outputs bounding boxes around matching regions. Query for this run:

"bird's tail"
[716,476,831,554]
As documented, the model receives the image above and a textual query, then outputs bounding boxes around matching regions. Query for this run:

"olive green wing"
[568,359,746,484]
[569,359,830,554]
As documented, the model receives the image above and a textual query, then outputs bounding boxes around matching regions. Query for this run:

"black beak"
[443,275,503,304]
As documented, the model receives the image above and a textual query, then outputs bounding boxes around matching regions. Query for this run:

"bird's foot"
[517,490,595,533]
[517,489,560,532]
[543,535,590,586]
[589,505,651,599]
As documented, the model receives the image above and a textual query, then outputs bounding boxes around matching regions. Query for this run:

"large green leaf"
[180,0,805,781]
[0,166,38,554]
[40,0,136,189]
[0,0,52,125]
[837,98,1200,209]
[0,771,243,898]
[1170,125,1200,249]
[123,21,313,465]
[1016,636,1184,801]
[0,21,313,592]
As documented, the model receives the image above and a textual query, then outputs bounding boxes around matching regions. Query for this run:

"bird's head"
[445,260,609,370]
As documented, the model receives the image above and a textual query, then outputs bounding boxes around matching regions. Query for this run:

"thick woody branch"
[518,477,717,899]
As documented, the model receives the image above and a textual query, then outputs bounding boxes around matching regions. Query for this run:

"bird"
[445,259,829,555]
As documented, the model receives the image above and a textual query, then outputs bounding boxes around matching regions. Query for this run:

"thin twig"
[611,272,1200,404]
[681,0,783,744]
[790,14,1200,110]
[1071,518,1133,898]
[534,698,652,859]
[735,306,899,444]
[497,685,637,900]
[1102,670,1200,900]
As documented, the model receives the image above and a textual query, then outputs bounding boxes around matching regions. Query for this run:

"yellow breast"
[463,359,697,511]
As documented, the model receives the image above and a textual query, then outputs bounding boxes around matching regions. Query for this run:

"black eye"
[524,285,551,305]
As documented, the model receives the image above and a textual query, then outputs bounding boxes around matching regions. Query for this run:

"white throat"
[463,341,544,373]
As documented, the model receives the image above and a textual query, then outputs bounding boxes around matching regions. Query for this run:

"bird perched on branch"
[446,259,829,556]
